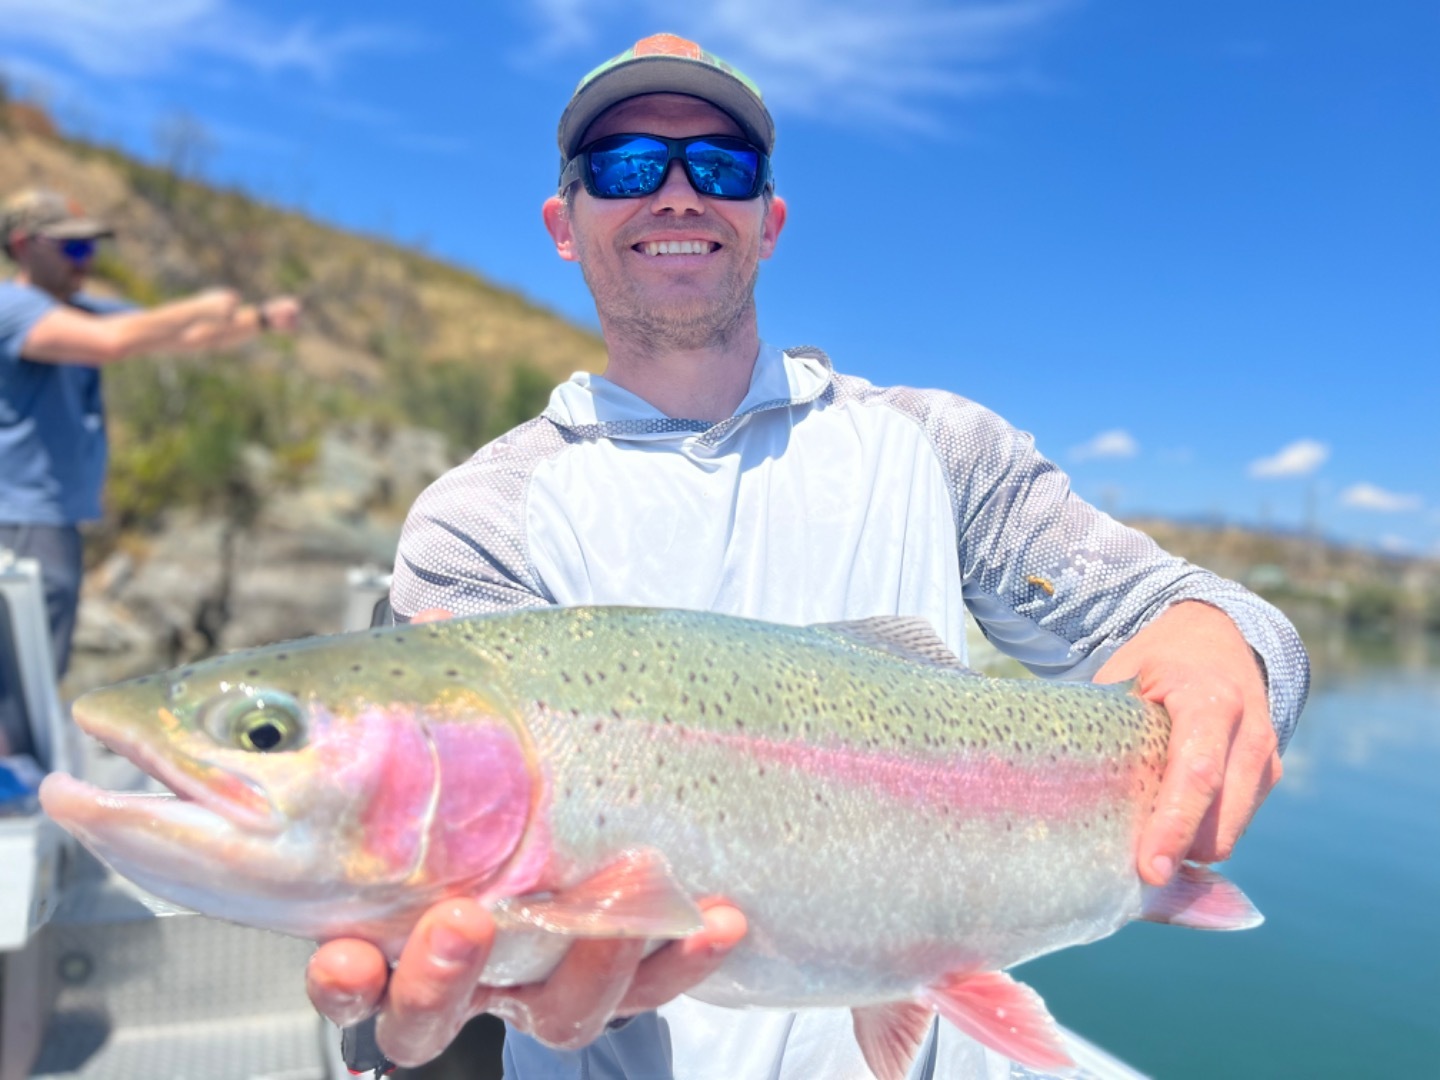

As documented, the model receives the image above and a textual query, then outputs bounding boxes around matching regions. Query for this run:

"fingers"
[616,900,747,1015]
[306,938,389,1028]
[411,608,455,624]
[491,936,648,1050]
[375,899,497,1066]
[1186,723,1281,865]
[1137,685,1241,887]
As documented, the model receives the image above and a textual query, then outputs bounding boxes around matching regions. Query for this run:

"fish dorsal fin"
[815,616,979,674]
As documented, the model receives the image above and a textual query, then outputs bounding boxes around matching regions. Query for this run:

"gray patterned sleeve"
[881,385,1310,752]
[390,419,570,620]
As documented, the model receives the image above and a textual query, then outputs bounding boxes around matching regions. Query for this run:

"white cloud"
[1248,438,1329,478]
[1376,534,1412,554]
[1071,429,1138,461]
[0,0,394,80]
[523,0,1075,132]
[1340,483,1423,513]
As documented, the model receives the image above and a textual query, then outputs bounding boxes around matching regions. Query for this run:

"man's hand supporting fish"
[300,600,1278,1069]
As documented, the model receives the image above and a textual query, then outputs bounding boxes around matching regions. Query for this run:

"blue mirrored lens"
[588,137,672,197]
[684,139,760,197]
[585,135,762,198]
[59,238,97,260]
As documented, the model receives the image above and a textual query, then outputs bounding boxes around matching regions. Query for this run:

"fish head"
[40,626,538,951]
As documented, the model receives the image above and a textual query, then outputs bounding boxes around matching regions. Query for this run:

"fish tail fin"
[853,1001,933,1080]
[1140,862,1264,930]
[921,970,1076,1074]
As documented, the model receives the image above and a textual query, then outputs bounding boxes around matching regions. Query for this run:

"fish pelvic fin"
[853,1001,933,1080]
[1139,861,1264,930]
[921,970,1075,1075]
[490,848,704,938]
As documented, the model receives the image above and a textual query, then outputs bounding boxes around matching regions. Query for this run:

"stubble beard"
[580,245,760,354]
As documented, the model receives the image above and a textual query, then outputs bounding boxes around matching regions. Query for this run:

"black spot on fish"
[391,669,404,678]
[246,669,260,678]
[596,813,606,828]
[593,721,604,734]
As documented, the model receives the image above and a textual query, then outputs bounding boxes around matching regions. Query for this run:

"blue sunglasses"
[560,133,772,200]
[50,237,98,262]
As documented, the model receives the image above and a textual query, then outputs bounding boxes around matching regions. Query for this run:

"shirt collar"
[542,343,832,444]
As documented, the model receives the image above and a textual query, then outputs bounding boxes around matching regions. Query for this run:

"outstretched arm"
[20,289,299,365]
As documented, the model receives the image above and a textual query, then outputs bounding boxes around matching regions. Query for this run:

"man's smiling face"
[544,93,786,351]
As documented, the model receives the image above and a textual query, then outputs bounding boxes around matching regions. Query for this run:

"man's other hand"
[1095,600,1281,887]
[304,606,748,1065]
[258,295,301,333]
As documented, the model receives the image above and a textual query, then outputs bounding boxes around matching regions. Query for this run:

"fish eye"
[201,689,306,753]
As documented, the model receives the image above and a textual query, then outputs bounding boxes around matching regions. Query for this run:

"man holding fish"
[299,32,1305,1080]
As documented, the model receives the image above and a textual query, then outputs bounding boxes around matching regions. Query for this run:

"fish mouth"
[64,695,281,835]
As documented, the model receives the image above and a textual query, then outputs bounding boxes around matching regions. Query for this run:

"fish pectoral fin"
[921,970,1075,1074]
[852,1001,933,1080]
[490,848,704,939]
[1139,861,1264,930]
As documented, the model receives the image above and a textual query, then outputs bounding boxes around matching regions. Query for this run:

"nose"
[650,159,705,214]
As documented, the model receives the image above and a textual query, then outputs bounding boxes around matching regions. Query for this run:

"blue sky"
[3,1,1436,555]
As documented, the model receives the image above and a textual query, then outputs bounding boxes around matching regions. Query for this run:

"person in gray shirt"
[0,188,300,756]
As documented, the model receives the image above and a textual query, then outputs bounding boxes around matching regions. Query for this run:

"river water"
[1023,627,1440,1077]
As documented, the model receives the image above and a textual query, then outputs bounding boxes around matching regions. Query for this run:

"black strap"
[340,1017,395,1077]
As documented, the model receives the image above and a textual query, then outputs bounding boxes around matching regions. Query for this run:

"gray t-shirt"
[0,282,128,525]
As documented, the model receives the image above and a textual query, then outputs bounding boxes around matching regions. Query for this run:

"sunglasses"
[560,133,771,200]
[48,237,98,262]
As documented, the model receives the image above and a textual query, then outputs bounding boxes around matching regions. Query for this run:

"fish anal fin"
[816,616,978,673]
[1140,862,1264,930]
[490,848,703,938]
[853,1001,933,1080]
[922,970,1074,1074]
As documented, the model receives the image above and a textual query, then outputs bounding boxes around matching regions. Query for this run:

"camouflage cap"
[557,33,774,169]
[1,188,114,243]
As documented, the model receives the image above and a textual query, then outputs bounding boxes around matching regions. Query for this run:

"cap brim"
[36,218,114,241]
[558,56,774,160]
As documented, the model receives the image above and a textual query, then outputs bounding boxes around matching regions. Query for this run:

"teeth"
[642,240,716,256]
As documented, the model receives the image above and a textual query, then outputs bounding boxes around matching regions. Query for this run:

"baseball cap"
[1,188,114,243]
[557,33,775,168]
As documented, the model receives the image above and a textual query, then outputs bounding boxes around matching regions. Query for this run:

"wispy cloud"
[1340,483,1422,513]
[1248,438,1328,478]
[523,0,1075,132]
[0,0,397,81]
[1071,429,1138,462]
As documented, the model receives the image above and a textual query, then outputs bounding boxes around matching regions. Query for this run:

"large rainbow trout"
[40,606,1261,1076]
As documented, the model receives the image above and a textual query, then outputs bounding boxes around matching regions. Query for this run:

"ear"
[6,229,29,260]
[542,195,579,263]
[759,195,787,260]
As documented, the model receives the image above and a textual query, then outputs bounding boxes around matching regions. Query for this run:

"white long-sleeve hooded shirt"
[390,343,1308,1079]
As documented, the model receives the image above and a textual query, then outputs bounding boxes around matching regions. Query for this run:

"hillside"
[1,100,606,537]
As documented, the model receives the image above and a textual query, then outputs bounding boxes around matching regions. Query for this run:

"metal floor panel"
[32,1013,329,1080]
[29,916,331,1079]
